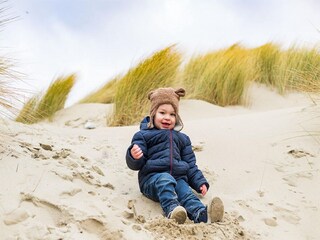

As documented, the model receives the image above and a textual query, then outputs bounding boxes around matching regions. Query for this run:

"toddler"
[126,87,223,224]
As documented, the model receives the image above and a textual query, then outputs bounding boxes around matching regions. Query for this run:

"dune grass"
[250,43,320,95]
[10,41,320,127]
[277,45,320,93]
[108,45,182,126]
[293,64,320,144]
[79,76,120,104]
[182,44,257,106]
[252,43,282,90]
[0,3,21,119]
[294,52,320,135]
[16,74,76,124]
[257,44,320,143]
[32,43,318,128]
[14,95,39,124]
[0,60,19,118]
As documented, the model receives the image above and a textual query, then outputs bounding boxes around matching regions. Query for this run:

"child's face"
[154,104,176,130]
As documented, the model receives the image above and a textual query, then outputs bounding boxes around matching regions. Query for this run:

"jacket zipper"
[170,130,173,175]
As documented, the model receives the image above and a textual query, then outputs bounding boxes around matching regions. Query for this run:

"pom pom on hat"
[147,87,185,130]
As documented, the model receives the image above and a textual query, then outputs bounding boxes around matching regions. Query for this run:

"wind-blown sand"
[0,84,319,240]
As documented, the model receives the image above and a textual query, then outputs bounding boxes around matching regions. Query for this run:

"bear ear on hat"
[175,88,185,98]
[148,90,155,100]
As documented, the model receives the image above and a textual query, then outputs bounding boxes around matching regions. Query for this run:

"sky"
[1,0,320,106]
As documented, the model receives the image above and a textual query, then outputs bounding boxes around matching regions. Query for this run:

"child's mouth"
[162,122,170,128]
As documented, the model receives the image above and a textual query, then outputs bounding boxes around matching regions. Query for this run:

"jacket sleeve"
[126,131,147,170]
[181,135,209,193]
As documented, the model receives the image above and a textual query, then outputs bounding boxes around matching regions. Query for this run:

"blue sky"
[2,0,320,105]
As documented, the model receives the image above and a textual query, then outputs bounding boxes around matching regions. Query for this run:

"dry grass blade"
[0,2,21,119]
[16,74,77,124]
[15,95,39,124]
[109,45,182,126]
[276,45,320,93]
[182,44,256,106]
[252,43,282,89]
[36,74,76,120]
[0,2,19,28]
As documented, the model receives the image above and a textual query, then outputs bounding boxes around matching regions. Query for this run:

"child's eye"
[170,113,176,117]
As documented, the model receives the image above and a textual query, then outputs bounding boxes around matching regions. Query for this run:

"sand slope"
[0,85,319,239]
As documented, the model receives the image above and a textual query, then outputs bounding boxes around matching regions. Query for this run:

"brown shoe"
[169,206,187,224]
[209,197,224,222]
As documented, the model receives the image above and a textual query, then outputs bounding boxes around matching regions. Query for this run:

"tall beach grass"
[252,43,282,90]
[102,43,320,126]
[16,74,76,124]
[108,45,182,126]
[278,45,320,93]
[254,44,320,143]
[12,41,320,128]
[0,2,20,119]
[182,44,257,106]
[0,59,20,118]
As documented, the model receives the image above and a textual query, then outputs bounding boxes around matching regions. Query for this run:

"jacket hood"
[140,117,151,130]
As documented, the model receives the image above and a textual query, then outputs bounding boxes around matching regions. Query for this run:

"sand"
[0,84,319,240]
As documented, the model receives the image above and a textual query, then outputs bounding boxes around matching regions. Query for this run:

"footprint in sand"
[274,165,285,173]
[282,176,297,187]
[80,218,123,239]
[20,192,122,239]
[3,207,30,225]
[273,205,301,225]
[263,217,278,227]
[122,199,146,224]
[236,200,261,214]
[20,192,70,226]
[282,171,313,187]
[21,224,52,239]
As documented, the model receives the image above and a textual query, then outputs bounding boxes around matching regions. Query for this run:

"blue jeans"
[141,172,206,222]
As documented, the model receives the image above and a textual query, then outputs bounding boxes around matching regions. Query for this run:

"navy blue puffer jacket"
[126,117,209,193]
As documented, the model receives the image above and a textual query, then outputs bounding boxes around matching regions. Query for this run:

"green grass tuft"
[15,95,39,123]
[16,74,76,124]
[182,44,256,106]
[253,43,282,88]
[13,42,320,129]
[279,45,320,93]
[0,3,21,119]
[0,62,18,117]
[108,45,182,126]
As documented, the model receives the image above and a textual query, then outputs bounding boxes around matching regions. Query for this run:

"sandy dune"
[0,84,319,239]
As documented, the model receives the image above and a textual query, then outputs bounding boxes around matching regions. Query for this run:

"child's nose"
[164,114,170,120]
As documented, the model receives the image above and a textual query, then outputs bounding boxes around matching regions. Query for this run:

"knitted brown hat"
[147,87,185,130]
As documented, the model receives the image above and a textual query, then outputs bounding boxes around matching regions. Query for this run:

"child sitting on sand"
[126,87,224,224]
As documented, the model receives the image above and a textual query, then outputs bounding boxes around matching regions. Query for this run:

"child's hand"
[131,144,143,160]
[200,184,207,196]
